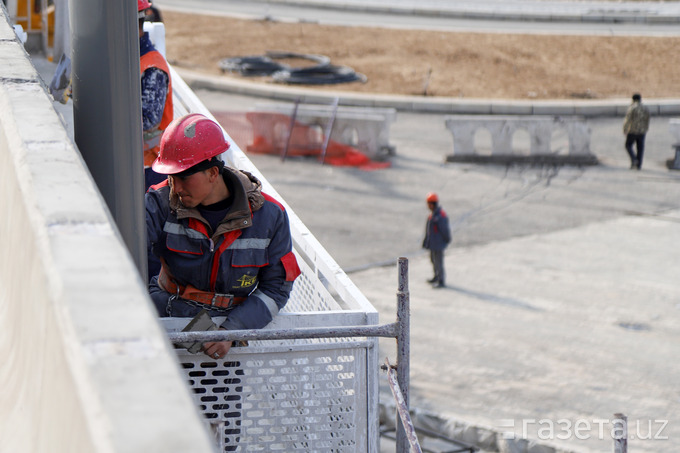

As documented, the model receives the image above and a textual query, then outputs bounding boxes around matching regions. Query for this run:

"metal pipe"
[167,322,400,344]
[282,97,300,162]
[396,257,411,453]
[70,0,147,278]
[319,96,339,165]
[613,413,628,453]
[385,357,422,453]
[40,0,47,56]
[53,0,70,62]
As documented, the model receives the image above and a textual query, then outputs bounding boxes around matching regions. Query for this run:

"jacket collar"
[169,167,265,236]
[139,32,155,57]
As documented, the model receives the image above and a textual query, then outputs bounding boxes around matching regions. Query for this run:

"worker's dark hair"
[632,93,641,102]
[174,157,225,179]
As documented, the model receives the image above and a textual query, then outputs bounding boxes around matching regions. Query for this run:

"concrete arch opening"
[550,126,570,155]
[511,128,531,155]
[341,126,360,148]
[473,127,493,155]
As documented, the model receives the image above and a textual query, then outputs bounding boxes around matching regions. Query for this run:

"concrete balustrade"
[444,114,597,165]
[668,118,680,144]
[254,102,397,158]
[0,8,213,453]
[668,118,680,169]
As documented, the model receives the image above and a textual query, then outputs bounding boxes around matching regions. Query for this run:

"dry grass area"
[163,10,680,100]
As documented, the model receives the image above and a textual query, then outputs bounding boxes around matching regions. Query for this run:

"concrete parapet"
[380,400,581,453]
[667,118,680,170]
[668,118,680,143]
[444,114,597,165]
[0,7,213,453]
[175,67,680,117]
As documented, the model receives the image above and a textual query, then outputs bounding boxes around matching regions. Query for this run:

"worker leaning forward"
[139,0,173,191]
[146,113,301,359]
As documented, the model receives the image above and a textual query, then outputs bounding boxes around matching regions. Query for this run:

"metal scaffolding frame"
[168,257,418,453]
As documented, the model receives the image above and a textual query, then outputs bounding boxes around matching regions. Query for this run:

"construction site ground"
[162,10,680,101]
[153,8,680,453]
[23,0,680,449]
[190,83,680,452]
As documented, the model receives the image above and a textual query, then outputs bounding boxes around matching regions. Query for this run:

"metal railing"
[167,257,417,453]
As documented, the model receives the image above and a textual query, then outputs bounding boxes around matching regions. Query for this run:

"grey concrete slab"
[176,68,680,117]
[32,45,680,451]
[0,40,41,82]
[490,102,534,116]
[192,86,680,452]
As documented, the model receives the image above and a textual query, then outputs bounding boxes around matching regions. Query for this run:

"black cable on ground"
[218,51,365,85]
[219,51,331,76]
[218,55,286,76]
[272,64,367,85]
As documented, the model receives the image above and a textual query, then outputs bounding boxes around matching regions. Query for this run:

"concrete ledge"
[176,67,680,117]
[380,400,581,453]
[445,154,599,166]
[0,8,213,453]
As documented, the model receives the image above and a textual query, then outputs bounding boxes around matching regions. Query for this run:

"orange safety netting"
[212,111,390,170]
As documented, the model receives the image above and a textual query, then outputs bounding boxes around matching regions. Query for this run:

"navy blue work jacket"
[146,167,300,331]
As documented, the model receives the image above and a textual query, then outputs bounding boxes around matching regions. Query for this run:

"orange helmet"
[152,113,230,175]
[426,192,439,203]
[138,0,151,18]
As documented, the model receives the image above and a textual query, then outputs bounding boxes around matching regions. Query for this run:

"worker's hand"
[202,328,232,360]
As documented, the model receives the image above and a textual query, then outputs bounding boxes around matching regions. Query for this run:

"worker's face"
[169,170,212,208]
[427,201,436,211]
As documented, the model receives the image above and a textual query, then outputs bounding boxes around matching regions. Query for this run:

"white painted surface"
[0,9,215,453]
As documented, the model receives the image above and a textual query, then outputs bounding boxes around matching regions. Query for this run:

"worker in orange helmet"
[138,0,173,191]
[422,192,451,288]
[146,114,301,359]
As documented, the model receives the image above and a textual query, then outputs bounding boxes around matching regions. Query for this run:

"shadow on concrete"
[445,284,543,311]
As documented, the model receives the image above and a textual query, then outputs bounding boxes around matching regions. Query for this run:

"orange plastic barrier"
[213,111,390,170]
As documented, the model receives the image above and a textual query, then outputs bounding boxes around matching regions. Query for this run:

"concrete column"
[69,0,147,278]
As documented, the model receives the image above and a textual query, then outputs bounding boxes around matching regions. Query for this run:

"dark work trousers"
[625,133,646,169]
[430,249,445,286]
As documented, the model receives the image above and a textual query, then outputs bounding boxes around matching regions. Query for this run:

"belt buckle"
[211,292,234,309]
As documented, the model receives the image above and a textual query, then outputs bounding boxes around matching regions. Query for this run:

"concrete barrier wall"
[0,8,214,453]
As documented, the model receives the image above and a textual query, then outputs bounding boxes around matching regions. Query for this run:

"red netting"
[212,111,390,170]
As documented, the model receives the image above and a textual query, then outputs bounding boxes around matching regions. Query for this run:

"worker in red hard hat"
[140,0,163,22]
[146,114,301,359]
[138,0,173,191]
[422,192,451,288]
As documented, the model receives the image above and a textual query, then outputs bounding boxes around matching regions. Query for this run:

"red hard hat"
[138,0,152,11]
[152,113,230,175]
[426,192,438,203]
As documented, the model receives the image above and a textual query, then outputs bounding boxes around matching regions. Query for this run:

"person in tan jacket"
[623,93,651,170]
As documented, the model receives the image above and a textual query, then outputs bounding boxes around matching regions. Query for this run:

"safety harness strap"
[158,264,246,309]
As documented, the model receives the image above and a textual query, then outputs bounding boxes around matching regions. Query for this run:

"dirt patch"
[162,10,680,100]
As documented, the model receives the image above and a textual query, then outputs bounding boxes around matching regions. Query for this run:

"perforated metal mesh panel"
[177,343,369,452]
[284,251,343,313]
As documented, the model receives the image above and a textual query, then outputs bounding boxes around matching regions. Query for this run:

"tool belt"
[158,266,246,310]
